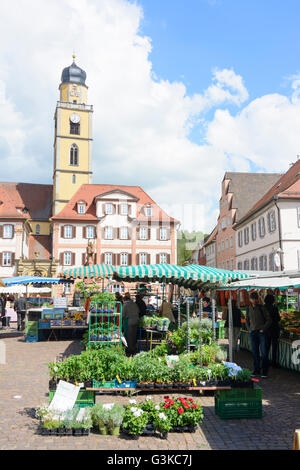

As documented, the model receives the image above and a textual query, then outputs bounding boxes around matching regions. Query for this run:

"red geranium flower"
[164,396,169,399]
[164,404,170,409]
[184,404,190,409]
[177,407,184,414]
[169,400,175,405]
[191,404,198,409]
[187,398,194,403]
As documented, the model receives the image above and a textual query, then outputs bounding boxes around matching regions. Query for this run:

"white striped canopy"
[113,264,251,289]
[63,263,251,288]
[63,264,115,280]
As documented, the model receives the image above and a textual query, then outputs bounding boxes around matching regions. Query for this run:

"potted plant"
[152,411,172,439]
[91,403,110,435]
[232,368,253,388]
[107,404,125,436]
[122,405,149,439]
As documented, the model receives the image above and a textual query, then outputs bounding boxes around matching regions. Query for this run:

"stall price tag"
[193,379,197,386]
[116,375,122,384]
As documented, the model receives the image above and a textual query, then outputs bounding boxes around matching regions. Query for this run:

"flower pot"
[58,427,66,436]
[99,425,108,435]
[188,425,197,433]
[128,434,139,440]
[82,429,90,436]
[160,431,168,440]
[73,428,83,436]
[110,426,120,436]
[84,379,93,388]
[65,428,73,436]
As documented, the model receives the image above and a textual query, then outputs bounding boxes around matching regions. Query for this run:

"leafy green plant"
[122,405,149,435]
[91,403,110,431]
[235,368,252,382]
[152,411,172,433]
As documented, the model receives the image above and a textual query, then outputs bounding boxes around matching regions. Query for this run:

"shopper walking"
[246,292,272,377]
[14,294,27,331]
[122,292,140,356]
[264,294,281,368]
[224,299,242,352]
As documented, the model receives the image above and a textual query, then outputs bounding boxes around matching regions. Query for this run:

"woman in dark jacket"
[264,294,281,368]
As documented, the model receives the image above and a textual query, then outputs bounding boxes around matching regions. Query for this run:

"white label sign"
[54,297,68,308]
[49,380,80,412]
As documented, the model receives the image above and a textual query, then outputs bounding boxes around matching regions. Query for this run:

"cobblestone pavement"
[0,328,299,450]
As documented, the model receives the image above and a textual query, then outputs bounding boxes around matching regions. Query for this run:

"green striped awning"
[113,264,251,288]
[63,264,116,280]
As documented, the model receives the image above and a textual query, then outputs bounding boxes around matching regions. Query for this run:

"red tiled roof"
[0,183,53,220]
[52,184,178,223]
[29,235,52,260]
[235,160,300,226]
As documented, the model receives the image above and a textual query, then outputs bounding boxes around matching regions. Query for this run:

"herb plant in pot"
[91,403,110,435]
[233,368,253,388]
[107,404,125,436]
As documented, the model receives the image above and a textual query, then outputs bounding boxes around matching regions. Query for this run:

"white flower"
[133,409,144,417]
[145,396,152,401]
[155,405,160,411]
[130,407,138,413]
[53,366,58,372]
[129,399,137,404]
[158,413,167,421]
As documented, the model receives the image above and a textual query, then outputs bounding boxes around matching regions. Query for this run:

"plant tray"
[114,379,137,389]
[169,425,197,433]
[39,427,90,436]
[26,335,38,343]
[49,389,95,405]
[38,321,51,329]
[92,380,116,389]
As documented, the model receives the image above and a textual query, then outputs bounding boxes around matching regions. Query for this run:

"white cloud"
[0,0,299,234]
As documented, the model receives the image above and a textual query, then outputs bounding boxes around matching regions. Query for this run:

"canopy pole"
[187,299,190,353]
[25,284,28,334]
[178,300,181,328]
[199,297,203,366]
[228,291,233,362]
[286,289,288,311]
[212,290,216,342]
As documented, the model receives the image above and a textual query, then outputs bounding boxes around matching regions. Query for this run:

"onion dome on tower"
[61,55,87,85]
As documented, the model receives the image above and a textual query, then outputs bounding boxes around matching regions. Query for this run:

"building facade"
[234,160,300,272]
[215,172,282,270]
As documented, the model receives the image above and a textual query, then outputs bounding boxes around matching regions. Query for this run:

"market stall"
[218,273,300,373]
[0,276,79,341]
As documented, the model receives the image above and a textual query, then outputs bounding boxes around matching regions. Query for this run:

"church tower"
[53,56,93,215]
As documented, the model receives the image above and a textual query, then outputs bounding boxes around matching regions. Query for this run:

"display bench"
[240,330,300,373]
[25,307,87,342]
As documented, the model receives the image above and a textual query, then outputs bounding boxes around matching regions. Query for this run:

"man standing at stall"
[122,292,140,356]
[246,292,272,378]
[14,294,27,331]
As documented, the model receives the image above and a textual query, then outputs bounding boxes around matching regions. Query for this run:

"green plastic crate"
[49,389,95,406]
[92,380,116,389]
[217,321,225,339]
[215,386,262,419]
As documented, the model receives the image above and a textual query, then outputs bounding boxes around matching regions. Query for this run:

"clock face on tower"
[70,113,80,124]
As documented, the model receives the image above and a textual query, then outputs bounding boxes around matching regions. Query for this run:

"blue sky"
[139,0,300,99]
[0,0,300,233]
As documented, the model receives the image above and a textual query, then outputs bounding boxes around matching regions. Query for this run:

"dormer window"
[145,206,152,217]
[77,203,86,214]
